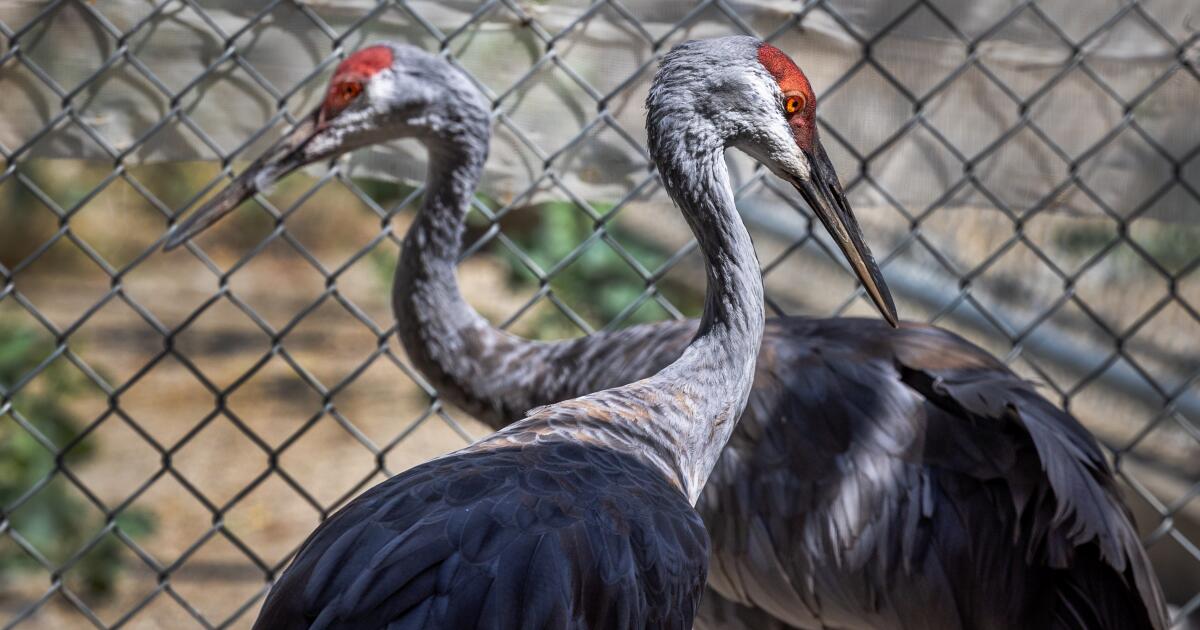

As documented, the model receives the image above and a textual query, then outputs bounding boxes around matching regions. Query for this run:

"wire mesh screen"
[1,0,1198,627]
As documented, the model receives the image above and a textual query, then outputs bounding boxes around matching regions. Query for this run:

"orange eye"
[340,82,362,102]
[320,80,366,123]
[784,94,805,115]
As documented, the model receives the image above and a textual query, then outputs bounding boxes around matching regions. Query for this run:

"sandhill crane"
[164,39,896,628]
[166,38,1169,629]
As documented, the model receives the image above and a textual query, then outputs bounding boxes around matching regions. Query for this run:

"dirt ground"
[0,218,528,628]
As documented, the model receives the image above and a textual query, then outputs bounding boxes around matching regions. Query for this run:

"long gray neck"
[391,123,691,428]
[640,138,765,501]
[489,138,766,505]
[392,133,501,405]
[392,111,764,505]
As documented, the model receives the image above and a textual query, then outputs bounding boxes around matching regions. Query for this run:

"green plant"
[494,200,703,338]
[1055,220,1200,275]
[335,179,705,338]
[0,322,155,597]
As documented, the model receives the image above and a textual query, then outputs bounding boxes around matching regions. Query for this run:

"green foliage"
[1055,220,1200,274]
[494,200,702,338]
[1130,221,1200,272]
[350,176,417,207]
[318,176,705,338]
[0,322,155,597]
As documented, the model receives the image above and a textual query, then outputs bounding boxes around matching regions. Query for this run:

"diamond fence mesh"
[0,0,1198,627]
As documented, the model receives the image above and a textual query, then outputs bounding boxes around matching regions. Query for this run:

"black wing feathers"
[891,323,1167,628]
[254,443,708,630]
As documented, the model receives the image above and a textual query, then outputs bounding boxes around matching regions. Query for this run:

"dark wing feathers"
[889,323,1165,628]
[696,317,1167,630]
[895,326,1167,626]
[257,315,1165,629]
[254,443,708,630]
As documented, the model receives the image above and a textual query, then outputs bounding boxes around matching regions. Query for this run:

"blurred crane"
[166,37,1168,630]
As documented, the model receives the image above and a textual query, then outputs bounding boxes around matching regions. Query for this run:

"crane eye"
[340,82,363,103]
[319,80,366,125]
[784,93,805,115]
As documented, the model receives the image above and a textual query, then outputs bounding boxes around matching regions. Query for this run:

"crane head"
[648,37,898,327]
[756,42,896,327]
[162,43,487,251]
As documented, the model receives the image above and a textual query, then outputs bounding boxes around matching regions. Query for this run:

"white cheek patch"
[366,71,392,106]
[780,143,810,181]
[747,73,781,113]
[367,69,411,115]
[737,73,810,181]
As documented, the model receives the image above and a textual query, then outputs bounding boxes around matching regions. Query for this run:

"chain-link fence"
[1,0,1198,627]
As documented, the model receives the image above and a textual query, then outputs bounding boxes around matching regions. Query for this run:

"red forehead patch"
[319,46,393,124]
[756,43,814,105]
[333,45,394,81]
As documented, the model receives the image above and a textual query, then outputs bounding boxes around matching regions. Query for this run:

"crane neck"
[391,118,679,430]
[640,136,765,502]
[395,136,485,326]
[392,131,494,398]
[390,105,764,505]
[393,127,588,425]
[485,136,766,505]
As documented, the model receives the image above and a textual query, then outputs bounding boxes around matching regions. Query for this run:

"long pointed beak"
[792,141,898,327]
[162,109,322,251]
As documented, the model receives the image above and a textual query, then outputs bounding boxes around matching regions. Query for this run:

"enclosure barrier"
[1,0,1198,627]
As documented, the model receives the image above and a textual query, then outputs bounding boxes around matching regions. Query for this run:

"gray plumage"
[391,40,1168,629]
[166,37,1169,630]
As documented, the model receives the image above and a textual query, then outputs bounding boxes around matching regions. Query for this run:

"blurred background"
[0,0,1198,627]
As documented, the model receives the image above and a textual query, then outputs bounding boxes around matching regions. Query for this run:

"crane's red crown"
[756,43,817,150]
[320,45,394,124]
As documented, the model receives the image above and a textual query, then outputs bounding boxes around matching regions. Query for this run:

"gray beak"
[162,109,322,251]
[792,141,898,327]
